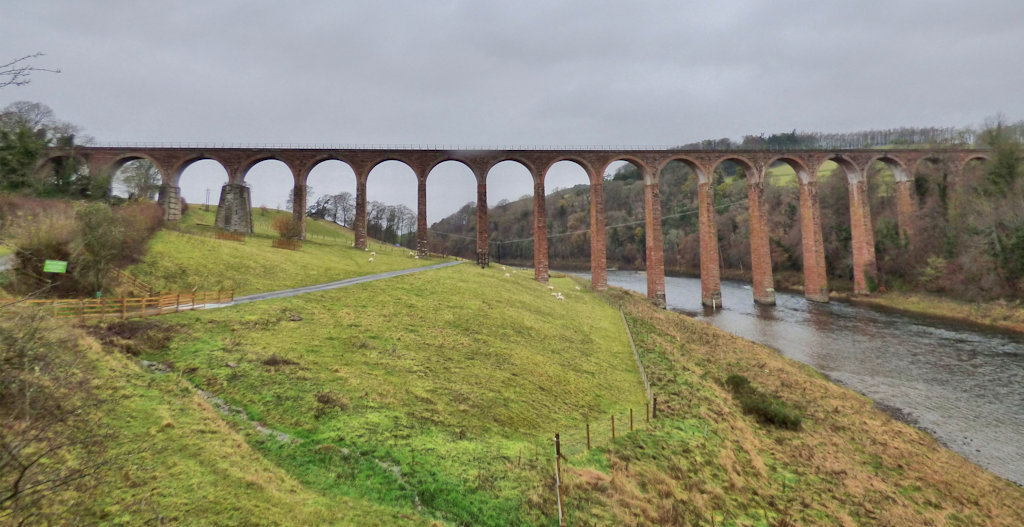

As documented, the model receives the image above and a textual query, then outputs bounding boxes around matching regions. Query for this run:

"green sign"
[43,259,68,273]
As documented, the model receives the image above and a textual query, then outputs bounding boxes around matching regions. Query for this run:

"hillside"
[128,207,439,295]
[3,216,1023,525]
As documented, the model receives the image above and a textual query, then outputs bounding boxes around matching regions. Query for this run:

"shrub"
[4,200,163,297]
[724,374,803,430]
[0,307,110,523]
[271,214,302,240]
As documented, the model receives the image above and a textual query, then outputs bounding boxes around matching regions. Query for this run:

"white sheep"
[575,286,581,291]
[371,251,376,256]
[502,266,506,271]
[547,285,554,290]
[504,273,511,277]
[556,293,565,301]
[368,257,374,262]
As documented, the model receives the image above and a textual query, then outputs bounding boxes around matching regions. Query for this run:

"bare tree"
[0,53,60,89]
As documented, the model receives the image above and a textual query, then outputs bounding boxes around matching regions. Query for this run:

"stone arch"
[867,155,911,182]
[820,155,862,183]
[658,155,708,183]
[662,156,719,306]
[958,153,991,174]
[765,155,813,184]
[709,155,774,304]
[767,155,829,302]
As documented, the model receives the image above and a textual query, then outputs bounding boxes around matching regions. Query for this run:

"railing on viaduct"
[42,145,991,308]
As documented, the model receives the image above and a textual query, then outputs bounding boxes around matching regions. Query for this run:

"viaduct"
[43,145,989,308]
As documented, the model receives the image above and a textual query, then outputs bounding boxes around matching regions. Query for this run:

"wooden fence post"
[611,415,616,440]
[630,408,634,431]
[121,297,127,320]
[653,395,658,419]
[175,293,181,312]
[554,433,565,526]
[586,422,591,450]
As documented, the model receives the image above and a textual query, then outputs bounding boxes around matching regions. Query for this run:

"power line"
[475,196,749,246]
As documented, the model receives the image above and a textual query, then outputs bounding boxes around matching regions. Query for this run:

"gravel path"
[214,260,464,308]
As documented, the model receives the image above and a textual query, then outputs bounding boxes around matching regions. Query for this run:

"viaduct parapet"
[43,145,991,308]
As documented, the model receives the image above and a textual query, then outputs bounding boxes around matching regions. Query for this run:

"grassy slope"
[134,266,647,525]
[555,289,1024,526]
[22,318,425,526]
[39,210,1023,526]
[128,208,436,295]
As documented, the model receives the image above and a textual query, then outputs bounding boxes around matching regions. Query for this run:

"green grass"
[128,208,439,295]
[133,265,647,525]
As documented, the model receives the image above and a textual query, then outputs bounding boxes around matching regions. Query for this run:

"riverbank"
[850,292,1024,335]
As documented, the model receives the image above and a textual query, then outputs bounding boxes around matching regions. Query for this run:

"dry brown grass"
[853,292,1024,334]
[558,288,1024,526]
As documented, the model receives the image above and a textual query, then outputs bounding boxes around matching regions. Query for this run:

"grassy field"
[127,208,439,295]
[9,210,1024,525]
[118,264,648,525]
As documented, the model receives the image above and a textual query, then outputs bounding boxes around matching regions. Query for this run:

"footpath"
[220,260,464,307]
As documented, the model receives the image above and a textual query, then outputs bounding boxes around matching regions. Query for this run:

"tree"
[0,101,95,198]
[0,53,60,89]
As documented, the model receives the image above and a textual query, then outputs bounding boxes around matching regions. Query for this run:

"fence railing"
[2,290,234,320]
[112,269,155,296]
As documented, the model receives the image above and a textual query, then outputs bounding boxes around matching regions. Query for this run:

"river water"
[594,270,1024,485]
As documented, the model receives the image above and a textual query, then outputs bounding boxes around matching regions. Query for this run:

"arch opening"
[485,160,535,266]
[366,160,417,247]
[306,160,358,228]
[426,160,478,258]
[544,160,591,271]
[657,160,702,276]
[178,159,229,220]
[110,157,163,202]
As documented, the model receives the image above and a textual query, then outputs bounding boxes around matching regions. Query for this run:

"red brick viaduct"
[44,145,990,308]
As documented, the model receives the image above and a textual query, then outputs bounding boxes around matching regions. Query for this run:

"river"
[593,270,1024,486]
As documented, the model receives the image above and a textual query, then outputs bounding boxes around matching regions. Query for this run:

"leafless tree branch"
[0,53,61,89]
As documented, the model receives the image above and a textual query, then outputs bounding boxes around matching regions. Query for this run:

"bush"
[271,214,302,240]
[4,200,163,297]
[725,374,803,430]
[0,307,110,523]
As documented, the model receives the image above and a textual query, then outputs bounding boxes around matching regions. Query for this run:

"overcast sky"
[3,1,1023,222]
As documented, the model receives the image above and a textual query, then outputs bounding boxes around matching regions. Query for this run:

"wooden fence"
[3,290,234,320]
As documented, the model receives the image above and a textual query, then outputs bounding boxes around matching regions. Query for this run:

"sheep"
[371,251,376,256]
[368,257,374,262]
[547,285,554,290]
[502,266,506,271]
[504,273,511,277]
[575,286,581,291]
[556,293,565,301]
